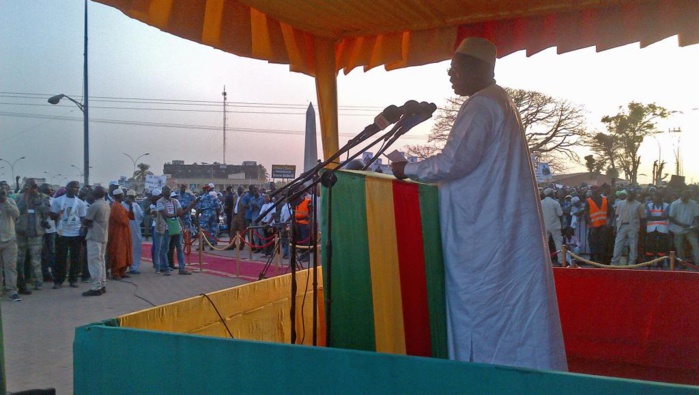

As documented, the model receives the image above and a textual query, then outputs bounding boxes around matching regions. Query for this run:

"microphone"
[394,102,438,137]
[351,104,403,143]
[399,100,422,116]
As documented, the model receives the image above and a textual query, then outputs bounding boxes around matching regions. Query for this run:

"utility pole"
[223,86,227,164]
[669,127,682,176]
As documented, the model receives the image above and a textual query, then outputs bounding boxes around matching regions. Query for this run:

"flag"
[322,170,447,358]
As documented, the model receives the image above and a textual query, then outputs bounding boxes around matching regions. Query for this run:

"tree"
[585,132,621,176]
[600,102,670,184]
[405,89,588,171]
[584,155,596,174]
[257,164,269,182]
[133,163,153,181]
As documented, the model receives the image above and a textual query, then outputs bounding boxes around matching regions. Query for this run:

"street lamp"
[70,164,91,182]
[49,92,88,186]
[47,0,89,186]
[0,156,26,181]
[123,152,149,179]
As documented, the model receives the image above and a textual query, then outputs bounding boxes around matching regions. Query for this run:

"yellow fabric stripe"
[201,0,224,45]
[365,177,406,354]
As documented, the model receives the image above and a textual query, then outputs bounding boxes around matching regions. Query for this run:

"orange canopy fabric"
[94,0,699,159]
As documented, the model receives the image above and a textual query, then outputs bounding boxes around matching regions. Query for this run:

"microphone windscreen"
[402,100,421,115]
[382,105,402,123]
[421,102,437,116]
[374,105,401,129]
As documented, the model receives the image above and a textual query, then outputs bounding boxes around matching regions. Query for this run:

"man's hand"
[390,161,408,180]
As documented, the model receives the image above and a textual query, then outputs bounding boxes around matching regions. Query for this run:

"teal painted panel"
[75,324,699,395]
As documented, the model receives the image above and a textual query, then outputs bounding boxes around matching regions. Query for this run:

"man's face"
[448,55,487,96]
[0,189,6,203]
[66,182,80,197]
[162,187,171,198]
[681,190,691,202]
[180,185,186,193]
[237,187,243,195]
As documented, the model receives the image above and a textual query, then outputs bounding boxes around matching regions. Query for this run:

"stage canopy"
[94,0,698,159]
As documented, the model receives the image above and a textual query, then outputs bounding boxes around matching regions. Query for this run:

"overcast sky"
[1,0,698,186]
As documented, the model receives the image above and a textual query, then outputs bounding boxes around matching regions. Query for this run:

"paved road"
[1,266,248,394]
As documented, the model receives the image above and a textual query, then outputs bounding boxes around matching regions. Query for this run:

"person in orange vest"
[645,190,670,267]
[294,193,312,263]
[585,185,614,264]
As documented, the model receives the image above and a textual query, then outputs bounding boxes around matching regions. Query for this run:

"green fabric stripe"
[321,170,375,351]
[418,183,448,358]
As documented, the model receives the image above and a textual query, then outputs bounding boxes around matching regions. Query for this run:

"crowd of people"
[539,183,699,268]
[0,177,315,302]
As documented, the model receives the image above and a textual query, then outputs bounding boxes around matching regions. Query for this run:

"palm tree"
[133,163,153,181]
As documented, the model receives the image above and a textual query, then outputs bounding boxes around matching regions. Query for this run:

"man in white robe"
[391,37,567,371]
[124,189,144,274]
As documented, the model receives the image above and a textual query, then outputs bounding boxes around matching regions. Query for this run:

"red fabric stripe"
[392,181,431,357]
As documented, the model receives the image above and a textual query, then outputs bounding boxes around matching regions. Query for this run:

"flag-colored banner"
[321,170,447,358]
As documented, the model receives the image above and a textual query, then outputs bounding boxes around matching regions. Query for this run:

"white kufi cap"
[455,37,497,66]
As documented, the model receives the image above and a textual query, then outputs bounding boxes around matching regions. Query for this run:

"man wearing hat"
[107,188,133,279]
[123,189,144,274]
[391,38,566,370]
[196,183,222,248]
[541,188,564,264]
[106,181,119,205]
[610,189,646,265]
[176,184,196,234]
[81,186,110,296]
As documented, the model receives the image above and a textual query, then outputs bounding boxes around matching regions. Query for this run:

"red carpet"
[141,242,292,282]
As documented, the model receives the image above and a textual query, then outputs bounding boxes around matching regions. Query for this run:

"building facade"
[163,160,268,191]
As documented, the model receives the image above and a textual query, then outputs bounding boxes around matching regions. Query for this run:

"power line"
[0,111,428,140]
[0,92,385,111]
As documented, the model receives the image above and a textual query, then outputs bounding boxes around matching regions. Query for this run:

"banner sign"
[145,174,168,191]
[535,163,553,183]
[271,165,296,179]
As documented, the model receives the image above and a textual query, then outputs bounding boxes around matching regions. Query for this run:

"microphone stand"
[255,108,432,347]
[270,119,406,347]
[288,188,299,344]
[362,112,434,171]
[266,117,401,203]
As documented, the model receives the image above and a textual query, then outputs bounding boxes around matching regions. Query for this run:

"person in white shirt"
[49,181,87,288]
[669,189,699,265]
[259,194,276,256]
[124,189,145,274]
[541,188,564,265]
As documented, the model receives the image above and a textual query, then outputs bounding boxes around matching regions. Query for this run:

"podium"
[320,170,447,358]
